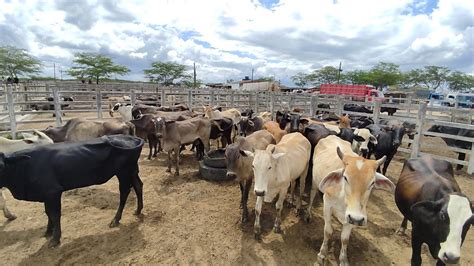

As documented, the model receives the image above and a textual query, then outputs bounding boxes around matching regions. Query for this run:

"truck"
[319,84,384,102]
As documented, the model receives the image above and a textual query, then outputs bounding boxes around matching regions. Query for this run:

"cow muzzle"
[254,190,266,197]
[347,214,366,226]
[441,252,460,264]
[226,172,237,179]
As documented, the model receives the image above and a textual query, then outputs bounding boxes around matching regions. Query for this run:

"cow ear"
[300,118,309,125]
[411,199,443,219]
[336,146,344,160]
[272,153,285,160]
[240,150,254,158]
[374,173,395,192]
[319,168,343,192]
[369,135,378,143]
[22,139,34,144]
[5,155,31,164]
[354,135,365,142]
[376,156,386,167]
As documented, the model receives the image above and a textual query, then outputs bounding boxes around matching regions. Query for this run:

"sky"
[0,0,473,85]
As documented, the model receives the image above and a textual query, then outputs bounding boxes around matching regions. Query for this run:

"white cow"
[109,103,133,121]
[351,128,377,154]
[306,135,394,265]
[0,130,54,220]
[243,132,311,239]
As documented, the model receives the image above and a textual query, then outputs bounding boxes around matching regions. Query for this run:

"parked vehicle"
[319,84,384,102]
[428,92,446,107]
[456,93,474,108]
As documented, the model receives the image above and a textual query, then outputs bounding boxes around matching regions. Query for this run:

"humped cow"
[0,135,144,247]
[306,135,394,265]
[395,156,473,265]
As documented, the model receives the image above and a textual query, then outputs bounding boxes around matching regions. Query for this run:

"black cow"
[276,110,290,129]
[0,135,144,247]
[427,125,474,170]
[381,106,397,116]
[396,156,473,265]
[366,124,405,174]
[344,104,373,114]
[349,116,374,128]
[316,103,331,115]
[241,108,254,118]
[239,116,264,136]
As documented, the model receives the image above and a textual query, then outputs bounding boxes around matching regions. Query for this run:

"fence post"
[373,101,381,124]
[211,90,215,106]
[310,95,316,116]
[270,92,275,120]
[410,102,427,159]
[160,89,166,106]
[131,90,136,105]
[336,95,343,116]
[52,86,62,126]
[230,91,235,107]
[407,95,413,117]
[288,94,294,110]
[467,144,474,175]
[96,89,102,119]
[188,90,193,109]
[254,92,259,112]
[6,85,17,139]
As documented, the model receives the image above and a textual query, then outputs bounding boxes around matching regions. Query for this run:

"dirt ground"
[0,115,473,265]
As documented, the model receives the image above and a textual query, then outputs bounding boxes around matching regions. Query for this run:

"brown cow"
[42,118,135,143]
[225,130,275,223]
[129,114,160,160]
[155,117,220,176]
[263,121,287,143]
[395,156,473,265]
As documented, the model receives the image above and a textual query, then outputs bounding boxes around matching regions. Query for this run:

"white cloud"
[0,0,472,83]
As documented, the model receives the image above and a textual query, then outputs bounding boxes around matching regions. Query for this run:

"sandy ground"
[0,114,473,265]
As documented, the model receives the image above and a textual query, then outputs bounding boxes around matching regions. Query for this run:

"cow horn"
[376,156,386,167]
[336,146,344,160]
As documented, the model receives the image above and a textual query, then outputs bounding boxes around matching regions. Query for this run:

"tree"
[0,46,42,78]
[447,71,474,91]
[310,66,339,85]
[291,72,311,88]
[419,65,450,90]
[182,78,203,88]
[67,53,129,84]
[343,70,373,85]
[144,62,190,86]
[257,76,275,82]
[369,62,402,88]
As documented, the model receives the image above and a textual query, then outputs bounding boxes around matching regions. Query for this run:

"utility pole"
[337,61,343,84]
[193,62,197,88]
[53,63,56,80]
[251,68,254,81]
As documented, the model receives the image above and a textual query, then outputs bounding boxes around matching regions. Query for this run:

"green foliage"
[447,71,474,91]
[67,53,130,84]
[343,70,373,85]
[182,78,203,88]
[291,72,311,88]
[144,62,190,86]
[257,76,275,82]
[419,65,450,90]
[309,66,339,85]
[369,62,402,88]
[0,46,42,78]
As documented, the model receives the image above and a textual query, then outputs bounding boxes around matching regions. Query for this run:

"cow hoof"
[166,169,171,173]
[317,253,326,265]
[273,226,282,234]
[109,220,120,228]
[174,172,180,177]
[48,239,60,248]
[254,233,261,240]
[304,214,311,223]
[241,216,249,224]
[6,214,17,221]
[396,228,406,236]
[44,231,52,238]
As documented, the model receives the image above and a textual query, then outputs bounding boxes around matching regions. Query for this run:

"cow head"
[319,147,394,226]
[242,145,284,197]
[411,193,473,264]
[388,125,405,147]
[225,138,249,180]
[154,117,174,137]
[276,110,290,130]
[239,117,254,136]
[352,128,377,155]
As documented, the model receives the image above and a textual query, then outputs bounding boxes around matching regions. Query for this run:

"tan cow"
[339,115,351,128]
[203,106,241,125]
[263,121,287,143]
[243,132,311,239]
[306,135,394,265]
[225,130,275,223]
[258,111,272,123]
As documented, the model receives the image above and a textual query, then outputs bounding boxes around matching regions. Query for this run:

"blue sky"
[0,0,472,85]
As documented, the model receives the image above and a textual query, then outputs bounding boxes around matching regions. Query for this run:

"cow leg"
[305,185,318,223]
[383,153,395,175]
[273,187,287,234]
[297,165,308,214]
[0,189,16,220]
[44,194,62,248]
[166,151,172,173]
[110,179,132,228]
[153,139,159,157]
[254,196,263,239]
[339,223,353,266]
[239,182,244,209]
[241,179,252,224]
[410,228,423,266]
[288,180,296,207]
[147,140,153,160]
[457,153,465,170]
[131,174,144,216]
[174,147,180,176]
[396,217,408,235]
[318,195,333,264]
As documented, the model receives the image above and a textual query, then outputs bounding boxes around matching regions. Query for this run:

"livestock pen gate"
[1,82,474,175]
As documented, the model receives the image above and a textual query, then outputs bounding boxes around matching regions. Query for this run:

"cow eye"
[268,166,272,170]
[370,181,375,187]
[440,211,446,221]
[344,176,348,183]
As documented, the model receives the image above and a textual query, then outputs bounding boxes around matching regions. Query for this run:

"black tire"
[199,161,233,181]
[202,149,227,168]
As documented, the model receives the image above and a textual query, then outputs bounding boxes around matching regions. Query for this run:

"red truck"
[319,84,384,102]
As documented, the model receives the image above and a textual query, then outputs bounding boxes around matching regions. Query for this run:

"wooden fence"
[1,82,474,175]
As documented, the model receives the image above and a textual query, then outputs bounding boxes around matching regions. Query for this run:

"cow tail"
[126,121,136,136]
[211,120,224,131]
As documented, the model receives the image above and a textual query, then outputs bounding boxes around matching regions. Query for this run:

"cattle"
[42,118,135,143]
[241,109,254,118]
[242,132,311,239]
[239,116,264,137]
[349,116,374,128]
[225,130,275,223]
[263,121,287,143]
[395,156,473,265]
[132,104,196,120]
[258,111,272,123]
[210,117,233,148]
[275,110,290,130]
[129,114,160,160]
[0,135,144,247]
[306,135,394,265]
[155,117,218,176]
[339,115,351,128]
[316,103,331,115]
[0,130,54,221]
[381,106,397,116]
[203,106,241,126]
[344,104,373,114]
[347,128,377,156]
[110,103,133,121]
[427,125,473,170]
[366,123,405,174]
